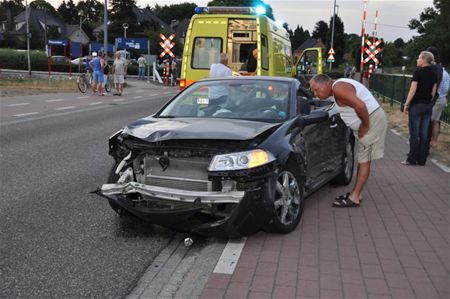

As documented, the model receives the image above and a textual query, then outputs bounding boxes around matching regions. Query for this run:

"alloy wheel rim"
[274,171,301,225]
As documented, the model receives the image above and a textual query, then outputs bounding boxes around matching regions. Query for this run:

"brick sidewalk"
[200,131,449,299]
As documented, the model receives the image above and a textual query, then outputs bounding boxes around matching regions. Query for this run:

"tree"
[326,14,345,65]
[0,0,25,31]
[76,0,104,24]
[57,0,78,24]
[109,0,137,42]
[408,0,450,65]
[207,0,274,20]
[30,0,60,19]
[393,38,405,49]
[380,42,403,67]
[290,25,310,51]
[153,3,197,24]
[311,20,328,44]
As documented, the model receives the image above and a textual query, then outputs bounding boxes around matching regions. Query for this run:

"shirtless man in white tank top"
[310,74,387,208]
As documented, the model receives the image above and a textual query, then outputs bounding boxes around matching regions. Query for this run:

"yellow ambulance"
[179,6,322,89]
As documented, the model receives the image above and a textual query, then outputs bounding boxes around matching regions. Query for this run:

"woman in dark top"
[245,46,257,75]
[402,51,437,165]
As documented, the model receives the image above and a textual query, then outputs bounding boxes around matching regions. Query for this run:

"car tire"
[264,163,305,234]
[332,133,355,185]
[106,162,134,219]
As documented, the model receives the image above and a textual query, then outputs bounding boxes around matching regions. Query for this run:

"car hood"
[122,117,281,142]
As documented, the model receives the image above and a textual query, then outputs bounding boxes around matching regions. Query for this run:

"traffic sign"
[328,48,335,55]
[159,33,176,58]
[327,54,335,61]
[363,38,383,65]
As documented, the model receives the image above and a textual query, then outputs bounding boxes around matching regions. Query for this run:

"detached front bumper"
[98,175,277,238]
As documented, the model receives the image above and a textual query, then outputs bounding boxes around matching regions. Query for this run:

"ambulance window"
[192,37,222,69]
[261,35,269,70]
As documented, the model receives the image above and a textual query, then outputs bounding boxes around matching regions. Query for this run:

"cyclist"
[89,51,105,96]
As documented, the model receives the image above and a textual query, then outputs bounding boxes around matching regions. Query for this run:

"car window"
[159,80,290,121]
[192,37,222,69]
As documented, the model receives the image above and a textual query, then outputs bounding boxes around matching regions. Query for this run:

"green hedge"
[0,48,144,75]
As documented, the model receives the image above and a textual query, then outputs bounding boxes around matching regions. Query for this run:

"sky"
[48,0,434,42]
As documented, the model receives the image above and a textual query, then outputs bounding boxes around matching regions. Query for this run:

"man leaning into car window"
[206,53,232,116]
[310,74,387,208]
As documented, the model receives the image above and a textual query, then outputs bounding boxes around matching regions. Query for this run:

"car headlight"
[208,149,276,171]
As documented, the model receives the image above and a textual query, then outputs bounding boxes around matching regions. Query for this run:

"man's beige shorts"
[431,97,447,121]
[114,74,125,84]
[354,108,388,163]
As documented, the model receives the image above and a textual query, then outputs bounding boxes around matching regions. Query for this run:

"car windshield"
[158,80,290,121]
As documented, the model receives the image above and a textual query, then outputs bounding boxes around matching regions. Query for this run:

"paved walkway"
[200,130,449,299]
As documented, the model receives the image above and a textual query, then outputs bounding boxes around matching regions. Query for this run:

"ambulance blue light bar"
[194,6,266,15]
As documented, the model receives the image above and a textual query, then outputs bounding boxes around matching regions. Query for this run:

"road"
[0,83,184,297]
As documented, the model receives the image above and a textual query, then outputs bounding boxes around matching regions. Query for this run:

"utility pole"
[329,0,337,71]
[25,0,31,75]
[104,0,108,56]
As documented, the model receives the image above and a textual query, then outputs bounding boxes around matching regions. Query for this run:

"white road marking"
[55,106,76,111]
[13,112,40,117]
[213,238,246,274]
[7,102,30,107]
[46,99,64,102]
[133,96,143,99]
[76,96,89,99]
[163,91,173,94]
[135,89,145,93]
[88,101,104,106]
[113,98,126,102]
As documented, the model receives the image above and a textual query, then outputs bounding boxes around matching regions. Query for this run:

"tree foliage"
[311,20,328,44]
[153,3,197,23]
[408,0,449,65]
[30,0,60,18]
[289,25,310,51]
[0,0,25,31]
[206,0,274,20]
[57,0,78,24]
[109,0,137,42]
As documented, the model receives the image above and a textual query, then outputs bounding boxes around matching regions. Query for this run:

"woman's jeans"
[138,67,145,80]
[407,103,433,165]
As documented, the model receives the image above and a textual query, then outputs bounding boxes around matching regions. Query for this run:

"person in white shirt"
[208,53,232,101]
[310,74,387,208]
[112,52,127,96]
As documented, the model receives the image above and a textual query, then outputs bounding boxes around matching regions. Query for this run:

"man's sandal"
[335,192,363,203]
[332,194,360,208]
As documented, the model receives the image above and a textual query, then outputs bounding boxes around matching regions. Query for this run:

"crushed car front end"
[98,131,280,238]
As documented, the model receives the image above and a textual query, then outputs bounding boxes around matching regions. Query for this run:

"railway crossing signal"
[363,38,383,65]
[159,33,176,58]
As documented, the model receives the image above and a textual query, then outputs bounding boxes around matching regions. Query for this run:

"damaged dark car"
[97,77,354,238]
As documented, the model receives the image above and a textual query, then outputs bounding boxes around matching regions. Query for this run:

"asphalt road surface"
[0,86,182,297]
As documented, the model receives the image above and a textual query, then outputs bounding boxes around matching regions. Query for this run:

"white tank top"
[332,78,380,130]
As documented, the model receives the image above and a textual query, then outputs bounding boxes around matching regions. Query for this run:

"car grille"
[146,176,211,192]
[144,154,211,192]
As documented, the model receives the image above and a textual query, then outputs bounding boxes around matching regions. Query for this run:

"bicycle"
[104,73,112,93]
[77,72,92,93]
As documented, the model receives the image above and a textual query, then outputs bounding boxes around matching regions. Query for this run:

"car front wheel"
[265,164,304,233]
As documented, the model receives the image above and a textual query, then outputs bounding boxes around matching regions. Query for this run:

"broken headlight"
[208,149,275,171]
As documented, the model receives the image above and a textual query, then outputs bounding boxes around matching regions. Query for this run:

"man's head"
[116,52,121,59]
[218,53,228,65]
[426,46,440,63]
[309,74,333,99]
[417,51,434,67]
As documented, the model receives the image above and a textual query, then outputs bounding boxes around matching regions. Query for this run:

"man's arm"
[333,82,370,138]
[404,81,417,113]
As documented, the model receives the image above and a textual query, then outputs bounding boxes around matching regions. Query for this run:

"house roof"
[132,7,170,29]
[14,8,63,27]
[294,38,326,55]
